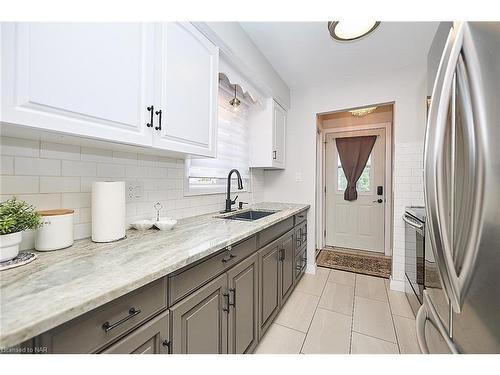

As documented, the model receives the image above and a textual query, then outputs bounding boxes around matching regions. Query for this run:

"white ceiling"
[240,22,439,88]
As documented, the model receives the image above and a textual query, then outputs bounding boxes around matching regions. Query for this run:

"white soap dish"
[153,219,177,231]
[131,220,154,231]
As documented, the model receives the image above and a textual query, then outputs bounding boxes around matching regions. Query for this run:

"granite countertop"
[0,202,309,348]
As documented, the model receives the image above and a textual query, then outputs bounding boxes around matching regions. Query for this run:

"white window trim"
[183,161,253,197]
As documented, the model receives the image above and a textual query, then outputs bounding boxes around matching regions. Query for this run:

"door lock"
[373,199,383,203]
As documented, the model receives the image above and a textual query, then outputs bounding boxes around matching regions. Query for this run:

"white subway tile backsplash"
[1,156,14,175]
[1,176,39,194]
[61,192,91,208]
[392,142,424,284]
[137,154,158,166]
[112,151,138,165]
[1,137,39,157]
[97,163,126,178]
[74,223,91,239]
[0,193,61,210]
[1,137,263,243]
[81,147,112,162]
[40,141,80,160]
[62,160,97,177]
[40,177,80,193]
[125,165,149,178]
[15,157,61,176]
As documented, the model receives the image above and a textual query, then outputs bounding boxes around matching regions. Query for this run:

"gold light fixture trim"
[349,106,378,117]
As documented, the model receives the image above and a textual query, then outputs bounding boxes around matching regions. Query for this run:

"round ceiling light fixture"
[328,21,381,42]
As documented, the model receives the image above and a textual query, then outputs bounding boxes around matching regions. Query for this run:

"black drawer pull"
[222,292,230,313]
[162,339,171,354]
[297,214,304,219]
[155,109,162,131]
[102,307,141,333]
[146,106,154,128]
[229,288,236,308]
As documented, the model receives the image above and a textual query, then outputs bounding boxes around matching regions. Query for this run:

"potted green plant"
[0,198,42,262]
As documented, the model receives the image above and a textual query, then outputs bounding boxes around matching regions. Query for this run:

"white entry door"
[325,129,386,253]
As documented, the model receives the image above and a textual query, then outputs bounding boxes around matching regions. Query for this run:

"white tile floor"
[255,267,421,354]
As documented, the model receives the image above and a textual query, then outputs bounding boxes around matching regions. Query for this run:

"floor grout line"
[351,329,399,345]
[299,269,330,354]
[384,279,402,354]
[273,321,308,335]
[348,274,357,354]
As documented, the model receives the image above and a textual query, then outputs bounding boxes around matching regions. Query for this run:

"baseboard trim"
[389,278,405,292]
[306,263,317,275]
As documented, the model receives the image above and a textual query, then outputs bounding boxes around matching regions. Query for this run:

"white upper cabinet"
[1,22,218,157]
[249,98,286,169]
[1,23,155,147]
[272,102,286,168]
[152,23,218,157]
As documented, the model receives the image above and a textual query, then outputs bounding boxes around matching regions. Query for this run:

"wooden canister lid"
[37,209,75,216]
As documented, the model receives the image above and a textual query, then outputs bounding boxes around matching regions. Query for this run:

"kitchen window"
[185,82,252,195]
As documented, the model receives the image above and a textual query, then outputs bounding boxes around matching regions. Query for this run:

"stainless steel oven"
[404,206,426,316]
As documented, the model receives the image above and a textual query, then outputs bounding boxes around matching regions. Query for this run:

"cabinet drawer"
[39,277,167,354]
[101,310,170,354]
[294,220,307,253]
[168,236,256,306]
[258,217,294,248]
[294,211,307,225]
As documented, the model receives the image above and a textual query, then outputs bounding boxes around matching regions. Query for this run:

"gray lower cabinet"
[171,273,228,354]
[258,239,280,337]
[280,230,295,304]
[227,252,259,354]
[101,310,170,354]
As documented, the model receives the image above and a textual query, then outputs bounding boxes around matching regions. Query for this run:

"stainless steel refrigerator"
[418,21,500,354]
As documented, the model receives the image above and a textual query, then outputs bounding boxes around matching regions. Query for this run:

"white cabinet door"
[272,101,286,168]
[1,23,155,147]
[152,23,218,157]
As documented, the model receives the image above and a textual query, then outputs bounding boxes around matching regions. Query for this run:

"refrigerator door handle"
[425,24,460,311]
[425,22,485,313]
[416,292,459,354]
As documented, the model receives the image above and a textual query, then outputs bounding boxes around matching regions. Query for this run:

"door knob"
[373,199,383,203]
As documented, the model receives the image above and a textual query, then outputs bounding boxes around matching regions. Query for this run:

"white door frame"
[319,121,393,256]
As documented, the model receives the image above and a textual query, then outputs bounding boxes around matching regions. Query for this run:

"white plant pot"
[0,231,23,262]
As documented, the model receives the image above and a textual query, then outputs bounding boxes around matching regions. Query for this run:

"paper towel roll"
[91,181,126,243]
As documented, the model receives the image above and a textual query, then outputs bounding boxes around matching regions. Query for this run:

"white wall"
[263,63,427,290]
[0,136,264,250]
[202,22,290,109]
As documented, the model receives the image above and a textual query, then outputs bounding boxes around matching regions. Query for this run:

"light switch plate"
[126,181,144,202]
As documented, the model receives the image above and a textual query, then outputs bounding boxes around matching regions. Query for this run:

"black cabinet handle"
[102,307,141,332]
[155,109,162,131]
[273,150,277,160]
[279,248,285,261]
[146,106,154,128]
[222,292,230,313]
[162,339,171,354]
[229,288,236,308]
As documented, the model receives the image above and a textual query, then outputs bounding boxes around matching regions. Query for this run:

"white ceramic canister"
[35,209,74,251]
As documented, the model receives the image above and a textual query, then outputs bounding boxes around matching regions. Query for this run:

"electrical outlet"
[126,181,144,202]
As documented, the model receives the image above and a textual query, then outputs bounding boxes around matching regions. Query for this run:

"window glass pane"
[337,155,371,192]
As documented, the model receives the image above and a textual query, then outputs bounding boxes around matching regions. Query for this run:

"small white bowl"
[154,219,177,231]
[131,220,153,231]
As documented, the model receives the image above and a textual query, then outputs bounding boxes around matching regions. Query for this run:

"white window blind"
[187,83,251,191]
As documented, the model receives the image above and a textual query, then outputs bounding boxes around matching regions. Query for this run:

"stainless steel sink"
[221,210,277,221]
